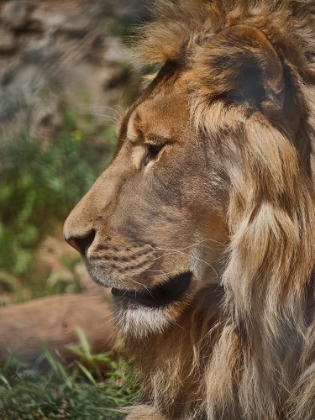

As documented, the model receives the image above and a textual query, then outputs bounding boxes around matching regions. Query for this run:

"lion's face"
[64,64,228,335]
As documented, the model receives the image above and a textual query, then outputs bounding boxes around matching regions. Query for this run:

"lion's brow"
[147,134,170,144]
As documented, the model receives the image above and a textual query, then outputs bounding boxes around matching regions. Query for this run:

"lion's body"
[64,1,315,419]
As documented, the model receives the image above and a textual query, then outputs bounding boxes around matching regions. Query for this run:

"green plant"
[68,327,115,384]
[0,105,116,297]
[0,332,140,419]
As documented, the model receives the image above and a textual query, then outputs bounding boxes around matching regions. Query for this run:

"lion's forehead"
[124,75,191,144]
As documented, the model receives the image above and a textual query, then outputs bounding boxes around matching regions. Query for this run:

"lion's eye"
[143,142,166,166]
[148,143,164,158]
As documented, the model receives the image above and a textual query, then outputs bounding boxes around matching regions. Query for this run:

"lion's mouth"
[111,271,192,308]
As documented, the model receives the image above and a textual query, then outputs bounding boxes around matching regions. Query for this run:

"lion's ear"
[196,25,285,115]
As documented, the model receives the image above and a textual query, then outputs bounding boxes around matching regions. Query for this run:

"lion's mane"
[125,1,315,419]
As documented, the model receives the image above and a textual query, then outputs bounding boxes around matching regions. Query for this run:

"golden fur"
[64,0,315,418]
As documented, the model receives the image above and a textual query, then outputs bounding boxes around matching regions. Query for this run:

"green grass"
[0,330,140,420]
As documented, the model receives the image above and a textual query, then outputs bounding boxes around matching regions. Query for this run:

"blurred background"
[0,0,153,417]
[0,0,147,305]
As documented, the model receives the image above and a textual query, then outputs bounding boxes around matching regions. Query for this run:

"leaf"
[75,327,91,357]
[75,361,97,386]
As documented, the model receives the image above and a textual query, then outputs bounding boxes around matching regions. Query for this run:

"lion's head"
[63,53,230,338]
[64,1,315,418]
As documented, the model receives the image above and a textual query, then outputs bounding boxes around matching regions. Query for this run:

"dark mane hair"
[136,0,315,67]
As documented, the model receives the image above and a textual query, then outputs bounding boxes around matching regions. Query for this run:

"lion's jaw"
[63,67,228,335]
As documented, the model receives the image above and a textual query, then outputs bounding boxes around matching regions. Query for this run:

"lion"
[64,0,315,418]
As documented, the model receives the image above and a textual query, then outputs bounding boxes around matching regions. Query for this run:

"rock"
[0,27,16,54]
[20,38,51,62]
[55,18,91,39]
[31,9,66,32]
[1,1,36,31]
[0,0,141,145]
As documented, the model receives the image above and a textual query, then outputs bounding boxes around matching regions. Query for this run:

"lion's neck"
[124,284,224,419]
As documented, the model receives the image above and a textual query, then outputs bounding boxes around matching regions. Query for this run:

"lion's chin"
[111,271,192,308]
[111,272,193,338]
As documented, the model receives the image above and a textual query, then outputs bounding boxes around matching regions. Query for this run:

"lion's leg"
[125,405,167,420]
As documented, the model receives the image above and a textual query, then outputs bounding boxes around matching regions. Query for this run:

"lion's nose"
[65,229,96,256]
